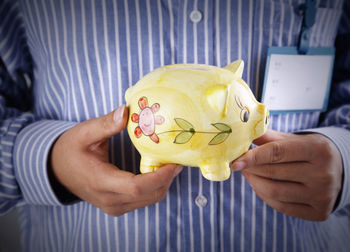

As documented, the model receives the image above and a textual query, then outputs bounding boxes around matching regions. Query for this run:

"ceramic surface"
[125,60,269,181]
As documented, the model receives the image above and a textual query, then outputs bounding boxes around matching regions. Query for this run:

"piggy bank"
[125,60,269,181]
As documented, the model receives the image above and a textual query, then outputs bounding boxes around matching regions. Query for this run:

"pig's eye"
[265,115,269,125]
[235,96,250,123]
[240,107,250,123]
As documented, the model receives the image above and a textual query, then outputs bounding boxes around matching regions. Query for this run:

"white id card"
[261,47,335,114]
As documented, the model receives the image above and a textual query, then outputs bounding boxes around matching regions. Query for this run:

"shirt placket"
[176,1,218,251]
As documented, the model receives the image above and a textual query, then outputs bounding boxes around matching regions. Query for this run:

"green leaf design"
[208,132,230,145]
[211,123,232,132]
[174,131,194,144]
[174,118,195,131]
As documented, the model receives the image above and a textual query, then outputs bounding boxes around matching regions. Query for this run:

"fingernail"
[232,161,246,171]
[174,165,183,176]
[113,105,125,123]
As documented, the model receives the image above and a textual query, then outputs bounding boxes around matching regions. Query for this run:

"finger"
[103,163,182,195]
[77,105,129,146]
[104,166,177,205]
[243,172,309,204]
[232,138,313,170]
[95,183,170,206]
[102,171,177,216]
[122,193,168,211]
[250,187,321,221]
[242,162,310,183]
[103,194,168,217]
[253,129,291,146]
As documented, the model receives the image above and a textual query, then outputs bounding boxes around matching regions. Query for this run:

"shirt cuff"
[13,120,77,206]
[0,113,34,214]
[301,127,350,214]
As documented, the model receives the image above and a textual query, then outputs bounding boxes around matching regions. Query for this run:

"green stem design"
[156,118,232,145]
[157,130,224,135]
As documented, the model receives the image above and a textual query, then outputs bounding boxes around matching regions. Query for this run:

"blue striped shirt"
[1,0,350,251]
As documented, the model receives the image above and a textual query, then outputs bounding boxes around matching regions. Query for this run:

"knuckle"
[101,115,111,132]
[252,151,259,165]
[270,142,284,163]
[312,196,334,221]
[320,141,334,160]
[130,183,142,198]
[310,135,333,160]
[116,205,129,216]
[77,124,93,141]
[103,208,114,216]
[318,193,334,208]
[317,169,334,186]
[104,207,124,217]
[116,207,127,217]
[315,211,330,221]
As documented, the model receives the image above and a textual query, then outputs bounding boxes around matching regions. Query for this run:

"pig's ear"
[224,60,244,78]
[205,85,228,118]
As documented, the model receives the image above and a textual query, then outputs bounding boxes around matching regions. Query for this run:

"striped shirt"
[1,0,350,251]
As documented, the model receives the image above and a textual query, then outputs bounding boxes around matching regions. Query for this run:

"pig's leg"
[140,157,162,173]
[199,161,231,181]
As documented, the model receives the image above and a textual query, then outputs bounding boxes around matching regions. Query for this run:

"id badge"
[261,47,335,114]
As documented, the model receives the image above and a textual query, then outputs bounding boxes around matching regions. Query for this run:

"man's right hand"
[50,105,182,216]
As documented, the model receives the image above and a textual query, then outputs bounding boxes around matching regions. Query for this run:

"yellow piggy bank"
[125,60,269,181]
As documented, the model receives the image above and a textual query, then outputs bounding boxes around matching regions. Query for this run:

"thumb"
[253,129,289,146]
[78,105,129,145]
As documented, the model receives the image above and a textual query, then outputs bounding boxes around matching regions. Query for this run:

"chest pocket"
[259,0,343,47]
[252,0,343,132]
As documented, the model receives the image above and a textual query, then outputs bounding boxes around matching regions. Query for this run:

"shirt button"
[195,195,208,208]
[190,10,202,23]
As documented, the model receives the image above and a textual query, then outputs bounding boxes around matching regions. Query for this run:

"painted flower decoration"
[131,97,165,143]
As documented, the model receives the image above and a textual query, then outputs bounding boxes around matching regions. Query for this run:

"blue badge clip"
[298,0,317,54]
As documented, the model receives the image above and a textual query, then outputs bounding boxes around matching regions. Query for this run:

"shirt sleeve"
[0,1,76,215]
[304,1,350,215]
[0,0,33,215]
[13,120,77,206]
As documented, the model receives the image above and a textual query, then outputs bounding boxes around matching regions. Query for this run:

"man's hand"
[51,105,182,216]
[231,129,343,221]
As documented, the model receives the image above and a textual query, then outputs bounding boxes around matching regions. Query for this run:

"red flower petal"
[134,127,142,138]
[131,113,139,123]
[155,115,164,125]
[150,133,159,143]
[151,103,160,113]
[138,97,148,109]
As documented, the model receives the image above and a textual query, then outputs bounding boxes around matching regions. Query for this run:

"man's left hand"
[231,129,343,221]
